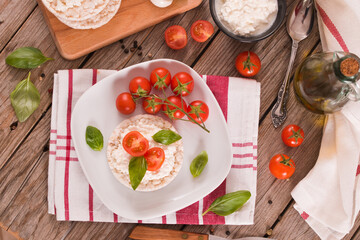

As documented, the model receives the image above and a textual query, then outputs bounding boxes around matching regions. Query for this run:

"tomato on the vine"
[129,76,152,97]
[115,92,136,115]
[190,20,214,42]
[171,72,194,96]
[144,147,165,171]
[164,25,187,50]
[281,125,305,147]
[143,95,163,114]
[235,51,261,77]
[162,95,187,120]
[187,100,209,123]
[150,68,171,90]
[269,154,295,179]
[122,131,149,157]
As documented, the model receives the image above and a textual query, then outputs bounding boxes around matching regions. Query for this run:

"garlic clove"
[150,0,173,8]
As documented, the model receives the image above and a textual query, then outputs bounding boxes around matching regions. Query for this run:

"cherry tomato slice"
[116,92,136,115]
[235,51,261,77]
[165,25,187,50]
[281,125,305,147]
[187,100,209,123]
[122,131,149,157]
[150,68,171,90]
[144,147,165,171]
[171,72,194,96]
[129,76,152,97]
[162,95,187,120]
[269,154,295,179]
[190,20,214,42]
[143,95,163,114]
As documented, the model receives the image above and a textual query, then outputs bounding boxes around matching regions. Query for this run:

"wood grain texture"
[129,226,209,240]
[36,0,202,60]
[0,0,37,51]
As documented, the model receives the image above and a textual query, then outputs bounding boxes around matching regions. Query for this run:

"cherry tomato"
[187,100,209,123]
[269,154,295,179]
[164,25,187,50]
[150,68,171,90]
[122,131,149,157]
[235,51,261,77]
[143,95,163,114]
[281,125,305,147]
[171,72,194,96]
[190,20,214,42]
[144,147,165,171]
[115,92,136,114]
[129,76,152,97]
[162,95,187,120]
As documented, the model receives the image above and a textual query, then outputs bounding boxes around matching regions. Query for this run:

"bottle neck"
[333,55,360,82]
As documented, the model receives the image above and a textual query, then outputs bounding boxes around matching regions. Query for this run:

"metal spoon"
[271,0,315,128]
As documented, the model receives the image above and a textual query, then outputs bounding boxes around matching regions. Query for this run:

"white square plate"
[71,59,232,220]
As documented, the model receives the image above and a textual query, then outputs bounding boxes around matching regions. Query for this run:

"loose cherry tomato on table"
[187,100,209,123]
[162,95,187,120]
[144,147,165,171]
[235,51,261,77]
[150,68,171,90]
[171,72,194,96]
[116,92,136,115]
[129,76,152,98]
[164,25,187,50]
[269,154,295,179]
[143,95,163,114]
[122,131,149,157]
[190,20,214,42]
[281,124,305,147]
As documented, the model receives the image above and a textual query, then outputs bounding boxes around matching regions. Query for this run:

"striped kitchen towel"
[48,69,261,224]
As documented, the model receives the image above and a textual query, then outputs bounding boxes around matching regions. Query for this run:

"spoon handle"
[271,40,299,128]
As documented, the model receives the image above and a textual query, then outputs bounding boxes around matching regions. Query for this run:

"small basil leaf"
[202,190,251,216]
[129,156,147,190]
[6,47,53,69]
[85,126,103,151]
[190,151,208,177]
[10,72,40,122]
[152,129,182,145]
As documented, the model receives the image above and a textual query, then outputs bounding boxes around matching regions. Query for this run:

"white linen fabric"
[291,0,360,239]
[48,70,261,224]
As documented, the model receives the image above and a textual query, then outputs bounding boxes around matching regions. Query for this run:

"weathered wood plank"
[0,0,37,51]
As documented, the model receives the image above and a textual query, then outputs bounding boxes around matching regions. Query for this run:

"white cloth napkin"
[291,1,360,239]
[48,69,261,224]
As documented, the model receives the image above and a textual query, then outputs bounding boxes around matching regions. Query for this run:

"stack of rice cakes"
[42,0,122,29]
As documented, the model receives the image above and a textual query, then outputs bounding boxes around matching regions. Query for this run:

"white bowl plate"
[71,59,232,220]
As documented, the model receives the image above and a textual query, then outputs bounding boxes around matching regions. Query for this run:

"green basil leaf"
[129,156,147,190]
[85,126,103,151]
[202,190,251,216]
[6,47,53,69]
[152,129,182,145]
[190,151,208,177]
[10,72,40,122]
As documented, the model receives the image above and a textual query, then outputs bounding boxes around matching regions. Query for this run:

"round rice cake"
[57,0,121,29]
[107,114,184,192]
[42,0,111,21]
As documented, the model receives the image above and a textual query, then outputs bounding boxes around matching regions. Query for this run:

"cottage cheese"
[218,0,278,36]
[107,115,183,191]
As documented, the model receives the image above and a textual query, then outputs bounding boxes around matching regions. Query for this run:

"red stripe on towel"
[233,153,254,159]
[206,76,229,121]
[202,181,226,224]
[356,165,360,176]
[301,211,309,220]
[232,142,253,147]
[316,3,349,52]
[89,185,94,221]
[113,213,118,223]
[64,69,73,221]
[162,215,167,224]
[176,201,199,224]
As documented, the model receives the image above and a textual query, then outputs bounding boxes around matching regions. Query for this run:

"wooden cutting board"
[37,0,202,60]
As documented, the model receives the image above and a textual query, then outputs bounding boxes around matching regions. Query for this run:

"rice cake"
[107,115,183,191]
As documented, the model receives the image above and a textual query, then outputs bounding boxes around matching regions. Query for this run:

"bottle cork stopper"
[340,57,359,77]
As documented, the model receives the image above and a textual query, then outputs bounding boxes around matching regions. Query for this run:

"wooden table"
[1,0,360,239]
